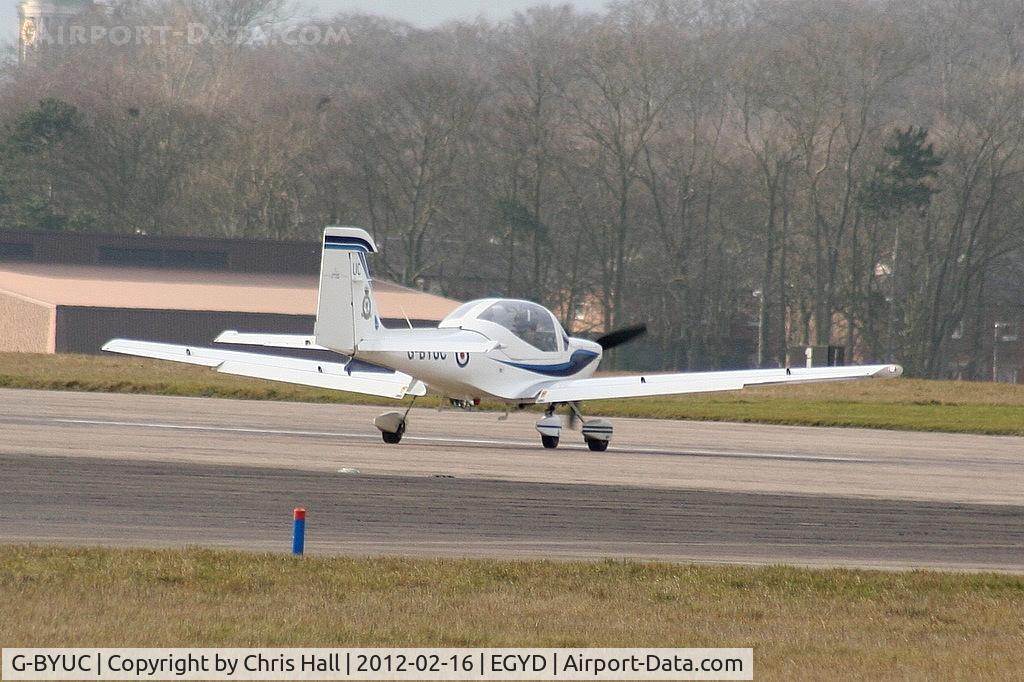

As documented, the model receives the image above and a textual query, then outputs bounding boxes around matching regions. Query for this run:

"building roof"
[0,263,460,320]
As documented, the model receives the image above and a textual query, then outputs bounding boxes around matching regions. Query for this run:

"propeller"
[595,323,648,351]
[566,323,648,430]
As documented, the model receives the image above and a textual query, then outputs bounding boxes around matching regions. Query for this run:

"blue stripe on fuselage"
[496,349,599,377]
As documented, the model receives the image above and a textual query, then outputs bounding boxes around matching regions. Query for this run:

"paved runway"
[1,389,1021,571]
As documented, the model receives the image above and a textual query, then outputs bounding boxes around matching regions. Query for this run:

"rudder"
[313,227,382,354]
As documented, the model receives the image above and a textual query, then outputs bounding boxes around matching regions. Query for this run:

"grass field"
[1,546,1021,680]
[5,352,1024,435]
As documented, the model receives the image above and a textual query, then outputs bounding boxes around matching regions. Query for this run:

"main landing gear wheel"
[535,412,562,449]
[381,424,404,444]
[586,438,608,452]
[374,410,408,445]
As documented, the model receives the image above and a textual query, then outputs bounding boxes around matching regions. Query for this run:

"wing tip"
[874,364,903,378]
[101,339,128,352]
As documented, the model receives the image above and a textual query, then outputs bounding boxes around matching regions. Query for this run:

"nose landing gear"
[581,418,612,451]
[534,403,613,451]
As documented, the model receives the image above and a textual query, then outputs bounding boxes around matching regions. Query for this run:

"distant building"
[18,0,94,64]
[0,230,461,354]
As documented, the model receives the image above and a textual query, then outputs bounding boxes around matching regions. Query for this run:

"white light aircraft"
[104,227,903,450]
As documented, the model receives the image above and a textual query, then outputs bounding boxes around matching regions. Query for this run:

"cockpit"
[441,299,562,353]
[479,300,558,352]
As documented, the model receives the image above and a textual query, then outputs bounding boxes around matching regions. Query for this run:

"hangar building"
[0,230,460,354]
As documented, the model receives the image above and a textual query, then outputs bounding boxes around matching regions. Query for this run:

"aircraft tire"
[381,423,405,444]
[586,439,609,452]
[541,435,559,449]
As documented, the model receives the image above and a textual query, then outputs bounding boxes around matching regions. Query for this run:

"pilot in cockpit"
[481,301,555,351]
[487,302,514,328]
[512,308,545,348]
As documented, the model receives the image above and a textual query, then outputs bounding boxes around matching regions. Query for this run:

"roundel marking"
[361,289,372,319]
[455,352,470,368]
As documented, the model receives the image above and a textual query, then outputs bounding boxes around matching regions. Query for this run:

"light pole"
[753,289,765,368]
[994,322,1008,382]
[887,224,900,364]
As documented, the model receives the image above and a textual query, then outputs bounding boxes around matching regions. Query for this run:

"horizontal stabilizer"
[102,339,424,399]
[534,364,902,403]
[214,331,326,350]
[357,337,500,354]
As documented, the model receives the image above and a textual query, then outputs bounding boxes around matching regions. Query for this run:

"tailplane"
[314,227,383,354]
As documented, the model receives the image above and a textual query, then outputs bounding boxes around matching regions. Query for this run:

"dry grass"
[726,376,1024,404]
[0,545,1021,680]
[585,386,1024,434]
[4,352,1024,434]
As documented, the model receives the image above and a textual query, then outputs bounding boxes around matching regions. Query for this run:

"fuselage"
[356,298,604,402]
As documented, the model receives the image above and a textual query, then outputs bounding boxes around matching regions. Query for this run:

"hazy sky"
[2,0,611,44]
[300,0,609,25]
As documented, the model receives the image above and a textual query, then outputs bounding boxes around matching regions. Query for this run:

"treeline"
[2,0,1024,377]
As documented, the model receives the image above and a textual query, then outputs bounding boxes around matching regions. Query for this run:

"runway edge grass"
[6,352,1024,435]
[1,545,1022,681]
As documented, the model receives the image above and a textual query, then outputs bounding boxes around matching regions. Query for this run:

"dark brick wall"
[55,306,438,355]
[55,306,316,354]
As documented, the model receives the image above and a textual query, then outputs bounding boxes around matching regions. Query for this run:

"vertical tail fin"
[313,227,383,354]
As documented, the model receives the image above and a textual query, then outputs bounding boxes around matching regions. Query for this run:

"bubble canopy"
[441,298,561,352]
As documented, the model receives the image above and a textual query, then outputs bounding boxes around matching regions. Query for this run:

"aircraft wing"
[533,364,902,403]
[102,339,426,399]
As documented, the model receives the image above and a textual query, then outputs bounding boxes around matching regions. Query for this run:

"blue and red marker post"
[292,508,306,556]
